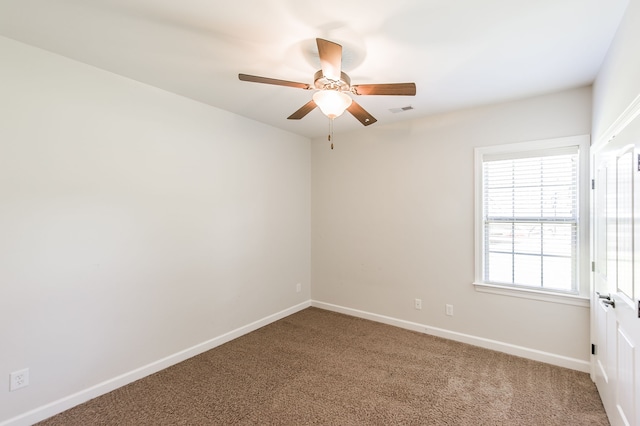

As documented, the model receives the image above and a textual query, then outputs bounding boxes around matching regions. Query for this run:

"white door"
[593,159,614,415]
[593,137,640,426]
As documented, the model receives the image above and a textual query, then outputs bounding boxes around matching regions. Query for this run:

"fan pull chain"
[328,118,334,150]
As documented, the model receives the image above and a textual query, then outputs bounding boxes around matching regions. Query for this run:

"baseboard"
[311,300,590,373]
[4,299,589,425]
[1,301,311,426]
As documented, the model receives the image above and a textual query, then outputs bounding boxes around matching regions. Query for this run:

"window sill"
[473,282,590,307]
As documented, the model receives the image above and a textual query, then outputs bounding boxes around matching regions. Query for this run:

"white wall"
[0,36,310,423]
[592,0,639,139]
[312,87,592,364]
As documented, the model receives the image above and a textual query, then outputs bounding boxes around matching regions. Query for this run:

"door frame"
[591,94,640,382]
[590,94,640,424]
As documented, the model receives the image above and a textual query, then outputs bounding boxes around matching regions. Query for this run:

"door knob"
[596,292,611,300]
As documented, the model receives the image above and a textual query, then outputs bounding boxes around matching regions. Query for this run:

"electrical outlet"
[296,283,301,293]
[10,368,29,391]
[446,304,454,316]
[414,298,422,310]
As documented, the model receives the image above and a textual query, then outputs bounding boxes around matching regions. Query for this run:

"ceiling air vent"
[389,105,414,113]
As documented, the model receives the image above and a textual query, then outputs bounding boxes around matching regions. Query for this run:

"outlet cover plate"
[10,368,29,391]
[446,304,454,316]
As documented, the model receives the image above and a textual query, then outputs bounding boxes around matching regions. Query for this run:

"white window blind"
[482,148,579,293]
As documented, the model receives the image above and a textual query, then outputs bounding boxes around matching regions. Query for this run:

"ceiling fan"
[238,38,416,127]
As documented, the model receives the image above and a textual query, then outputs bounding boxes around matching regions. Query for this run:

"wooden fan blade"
[316,38,342,81]
[239,73,312,90]
[352,83,416,96]
[347,100,377,126]
[287,100,317,120]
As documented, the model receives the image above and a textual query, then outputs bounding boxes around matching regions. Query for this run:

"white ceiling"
[0,0,628,139]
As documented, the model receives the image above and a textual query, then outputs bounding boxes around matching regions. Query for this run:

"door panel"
[594,159,618,420]
[611,148,637,426]
[617,150,633,299]
[594,163,611,407]
[616,326,634,426]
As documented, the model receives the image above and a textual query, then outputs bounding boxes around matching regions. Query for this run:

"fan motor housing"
[314,70,351,92]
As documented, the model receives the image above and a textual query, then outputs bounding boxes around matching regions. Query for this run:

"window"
[474,136,590,304]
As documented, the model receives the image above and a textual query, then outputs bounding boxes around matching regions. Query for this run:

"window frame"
[473,135,590,307]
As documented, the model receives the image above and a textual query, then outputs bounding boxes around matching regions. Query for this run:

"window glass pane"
[541,186,575,218]
[485,187,513,217]
[542,257,573,291]
[487,252,513,284]
[486,223,512,253]
[513,223,541,255]
[513,185,540,218]
[542,224,574,257]
[513,254,541,287]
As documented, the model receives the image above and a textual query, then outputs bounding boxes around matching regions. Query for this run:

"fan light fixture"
[313,90,352,119]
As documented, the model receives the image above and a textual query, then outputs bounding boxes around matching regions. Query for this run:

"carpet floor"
[37,307,608,425]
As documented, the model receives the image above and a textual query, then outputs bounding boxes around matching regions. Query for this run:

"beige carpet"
[37,307,608,425]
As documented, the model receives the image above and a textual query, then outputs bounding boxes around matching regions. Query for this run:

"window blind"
[482,148,579,292]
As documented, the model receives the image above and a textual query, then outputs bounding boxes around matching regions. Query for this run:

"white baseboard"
[311,300,590,373]
[4,299,589,425]
[1,301,311,426]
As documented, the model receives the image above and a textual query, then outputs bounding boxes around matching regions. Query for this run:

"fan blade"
[352,83,416,96]
[347,101,377,126]
[239,73,312,90]
[316,38,342,81]
[287,100,317,120]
